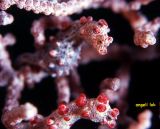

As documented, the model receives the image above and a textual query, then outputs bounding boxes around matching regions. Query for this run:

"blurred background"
[0,0,160,129]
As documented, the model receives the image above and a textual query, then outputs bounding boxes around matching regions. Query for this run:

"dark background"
[0,0,160,129]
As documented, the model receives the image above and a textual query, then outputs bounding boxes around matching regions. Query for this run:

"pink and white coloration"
[128,110,152,129]
[18,16,113,77]
[102,0,160,48]
[134,17,160,48]
[79,17,113,55]
[2,103,38,128]
[0,33,15,87]
[0,0,160,129]
[123,11,160,48]
[129,0,154,10]
[31,93,119,129]
[55,77,70,104]
[0,29,118,129]
[100,78,121,103]
[2,81,120,129]
[0,11,14,26]
[0,0,101,16]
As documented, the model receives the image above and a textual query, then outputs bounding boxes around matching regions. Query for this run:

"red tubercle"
[80,16,88,24]
[109,108,119,119]
[110,111,117,118]
[96,104,106,112]
[49,125,58,129]
[109,108,119,118]
[107,36,113,42]
[98,19,108,27]
[63,116,70,121]
[46,118,54,125]
[80,16,93,24]
[58,103,69,115]
[93,27,100,34]
[113,108,119,116]
[107,120,116,128]
[75,93,87,107]
[87,16,93,22]
[97,93,108,104]
[81,111,90,118]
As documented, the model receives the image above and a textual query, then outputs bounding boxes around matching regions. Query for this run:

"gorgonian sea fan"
[0,0,159,129]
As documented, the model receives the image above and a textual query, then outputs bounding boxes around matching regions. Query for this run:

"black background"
[0,0,160,129]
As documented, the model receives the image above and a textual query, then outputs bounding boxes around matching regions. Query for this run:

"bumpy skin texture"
[31,94,119,129]
[1,0,160,129]
[0,0,154,16]
[0,0,101,15]
[18,16,113,77]
[134,17,160,48]
[102,0,160,48]
[0,15,117,129]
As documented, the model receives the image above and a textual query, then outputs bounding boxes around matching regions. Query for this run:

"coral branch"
[0,33,15,87]
[123,11,160,48]
[69,69,84,98]
[128,110,152,129]
[0,1,159,129]
[103,0,160,48]
[0,11,14,26]
[55,77,70,104]
[0,0,101,16]
[31,16,71,47]
[31,93,119,129]
[134,17,160,48]
[2,103,37,129]
[129,0,154,10]
[19,16,113,77]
